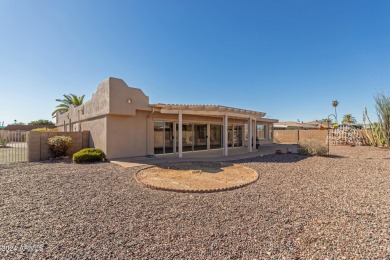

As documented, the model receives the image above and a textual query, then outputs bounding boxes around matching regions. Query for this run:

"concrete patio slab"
[110,144,297,168]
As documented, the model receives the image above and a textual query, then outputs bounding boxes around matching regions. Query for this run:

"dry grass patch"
[136,162,258,192]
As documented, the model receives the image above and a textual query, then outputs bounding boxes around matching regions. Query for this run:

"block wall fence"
[28,131,90,162]
[273,129,328,144]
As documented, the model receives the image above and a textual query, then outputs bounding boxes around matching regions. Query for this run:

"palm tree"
[342,114,357,124]
[332,100,339,123]
[321,118,332,123]
[52,94,85,117]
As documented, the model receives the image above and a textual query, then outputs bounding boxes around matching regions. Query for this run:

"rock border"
[134,162,259,193]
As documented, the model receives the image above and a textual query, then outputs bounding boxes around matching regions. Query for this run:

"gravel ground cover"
[0,146,389,258]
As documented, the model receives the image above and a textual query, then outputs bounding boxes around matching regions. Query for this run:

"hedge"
[73,148,105,163]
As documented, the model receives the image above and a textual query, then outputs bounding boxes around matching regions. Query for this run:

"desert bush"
[0,130,8,147]
[47,136,72,158]
[363,92,390,147]
[0,136,8,147]
[298,139,327,156]
[73,148,105,163]
[32,127,59,132]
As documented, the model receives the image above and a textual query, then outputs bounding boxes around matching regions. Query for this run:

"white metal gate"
[328,126,368,146]
[0,130,28,163]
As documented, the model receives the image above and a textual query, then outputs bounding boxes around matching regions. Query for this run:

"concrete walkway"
[111,144,297,168]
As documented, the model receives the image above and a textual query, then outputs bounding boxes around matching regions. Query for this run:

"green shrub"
[73,148,105,163]
[298,139,327,156]
[0,130,8,147]
[32,127,59,132]
[0,136,8,147]
[47,136,72,158]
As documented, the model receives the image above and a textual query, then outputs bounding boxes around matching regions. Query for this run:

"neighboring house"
[56,77,278,159]
[305,121,331,129]
[274,121,331,130]
[274,121,318,130]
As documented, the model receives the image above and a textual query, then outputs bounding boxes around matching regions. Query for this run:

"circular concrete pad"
[135,162,258,193]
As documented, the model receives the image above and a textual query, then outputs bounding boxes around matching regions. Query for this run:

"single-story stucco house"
[56,77,278,159]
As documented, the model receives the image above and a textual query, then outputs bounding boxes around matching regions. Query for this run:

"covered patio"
[151,104,278,158]
[111,144,297,167]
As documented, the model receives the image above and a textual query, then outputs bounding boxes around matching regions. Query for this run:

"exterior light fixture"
[127,98,132,104]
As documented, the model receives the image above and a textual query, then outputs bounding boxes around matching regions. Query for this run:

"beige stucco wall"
[56,77,150,125]
[106,112,149,159]
[80,117,107,152]
[56,77,151,159]
[109,78,150,116]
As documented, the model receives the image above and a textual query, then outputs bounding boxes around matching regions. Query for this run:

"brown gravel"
[0,146,389,258]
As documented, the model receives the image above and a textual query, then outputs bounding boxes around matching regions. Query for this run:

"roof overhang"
[152,103,272,121]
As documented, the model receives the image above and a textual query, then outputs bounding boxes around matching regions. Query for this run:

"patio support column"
[223,114,228,156]
[178,111,183,158]
[254,119,257,150]
[207,124,210,150]
[173,122,177,154]
[232,124,235,147]
[248,118,252,152]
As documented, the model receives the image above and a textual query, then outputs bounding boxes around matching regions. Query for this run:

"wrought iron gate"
[0,130,28,163]
[328,126,369,146]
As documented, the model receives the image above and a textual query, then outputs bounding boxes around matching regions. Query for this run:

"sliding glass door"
[176,123,208,152]
[228,125,243,147]
[210,124,222,149]
[181,124,193,152]
[154,121,174,154]
[193,124,207,151]
[155,122,244,154]
[234,125,243,147]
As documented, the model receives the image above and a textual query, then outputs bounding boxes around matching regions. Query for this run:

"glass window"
[154,121,174,154]
[154,122,164,154]
[210,125,222,149]
[193,124,207,151]
[257,124,265,139]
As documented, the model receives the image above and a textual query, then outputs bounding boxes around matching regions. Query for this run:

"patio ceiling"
[152,103,276,122]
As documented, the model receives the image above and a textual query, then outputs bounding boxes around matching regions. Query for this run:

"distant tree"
[13,120,26,125]
[28,119,55,125]
[52,94,85,117]
[332,100,339,123]
[342,114,357,124]
[321,118,333,123]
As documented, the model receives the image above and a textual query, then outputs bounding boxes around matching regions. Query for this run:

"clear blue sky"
[1,0,389,125]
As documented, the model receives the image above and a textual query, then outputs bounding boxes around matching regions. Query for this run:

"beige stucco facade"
[56,77,278,159]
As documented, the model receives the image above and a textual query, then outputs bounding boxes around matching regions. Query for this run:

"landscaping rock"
[0,146,389,258]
